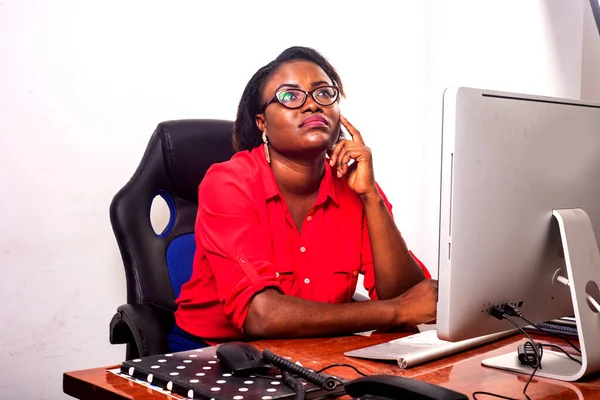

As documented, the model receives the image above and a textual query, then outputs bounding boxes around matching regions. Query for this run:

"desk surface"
[63,332,600,400]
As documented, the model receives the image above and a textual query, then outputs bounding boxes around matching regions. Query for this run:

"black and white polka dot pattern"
[120,345,343,399]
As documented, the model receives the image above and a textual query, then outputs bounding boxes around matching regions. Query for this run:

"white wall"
[0,1,595,399]
[414,0,587,276]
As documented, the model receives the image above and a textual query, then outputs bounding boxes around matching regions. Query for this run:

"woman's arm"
[244,280,436,338]
[329,115,426,300]
[361,190,425,299]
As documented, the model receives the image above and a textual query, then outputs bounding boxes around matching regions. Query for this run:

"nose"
[301,95,322,113]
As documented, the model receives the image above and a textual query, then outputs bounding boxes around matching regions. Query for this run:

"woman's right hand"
[393,279,438,326]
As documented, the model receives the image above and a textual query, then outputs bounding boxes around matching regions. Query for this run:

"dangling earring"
[262,131,271,164]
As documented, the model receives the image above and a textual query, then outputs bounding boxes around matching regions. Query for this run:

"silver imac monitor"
[437,87,600,381]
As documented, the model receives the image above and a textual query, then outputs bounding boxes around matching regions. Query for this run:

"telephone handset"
[344,375,468,400]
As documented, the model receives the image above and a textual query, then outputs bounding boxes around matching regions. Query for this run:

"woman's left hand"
[328,115,378,197]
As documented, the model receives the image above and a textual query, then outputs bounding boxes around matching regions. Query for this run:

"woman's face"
[256,60,341,159]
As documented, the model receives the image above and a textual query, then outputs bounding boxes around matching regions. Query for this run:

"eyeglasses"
[261,85,340,112]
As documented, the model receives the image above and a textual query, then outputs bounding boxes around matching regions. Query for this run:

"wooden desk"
[63,332,600,399]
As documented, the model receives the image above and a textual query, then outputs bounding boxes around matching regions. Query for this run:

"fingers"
[328,117,371,179]
[340,115,365,145]
[329,141,368,177]
[428,279,439,301]
[338,148,364,176]
[329,141,350,178]
[328,140,346,168]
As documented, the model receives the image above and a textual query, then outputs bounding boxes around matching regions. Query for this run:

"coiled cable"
[282,371,306,400]
[262,349,338,390]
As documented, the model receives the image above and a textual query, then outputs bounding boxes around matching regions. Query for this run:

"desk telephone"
[344,375,468,400]
[261,348,468,399]
[218,342,468,400]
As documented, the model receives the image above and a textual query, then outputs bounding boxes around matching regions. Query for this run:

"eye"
[315,87,336,99]
[277,90,300,104]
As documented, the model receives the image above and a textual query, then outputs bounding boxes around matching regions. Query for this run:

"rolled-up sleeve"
[195,165,281,331]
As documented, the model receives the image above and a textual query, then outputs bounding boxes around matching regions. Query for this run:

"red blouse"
[174,145,429,342]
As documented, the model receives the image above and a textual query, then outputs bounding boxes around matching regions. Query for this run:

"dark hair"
[233,46,345,152]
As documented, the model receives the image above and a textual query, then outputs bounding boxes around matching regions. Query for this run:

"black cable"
[451,343,583,400]
[500,315,543,369]
[472,358,538,400]
[472,364,538,400]
[541,344,582,365]
[475,305,583,400]
[472,390,523,400]
[496,314,544,374]
[282,371,306,400]
[262,349,338,390]
[476,307,542,400]
[520,365,539,400]
[473,365,538,400]
[501,305,581,354]
[254,373,282,380]
[501,314,541,400]
[519,315,581,354]
[255,371,337,396]
[313,363,368,377]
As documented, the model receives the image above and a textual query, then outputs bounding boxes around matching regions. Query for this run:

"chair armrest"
[109,303,169,358]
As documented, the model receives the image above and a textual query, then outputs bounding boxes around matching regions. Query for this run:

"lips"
[300,115,328,128]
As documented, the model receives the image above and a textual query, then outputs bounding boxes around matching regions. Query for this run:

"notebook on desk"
[119,345,346,400]
[344,329,515,369]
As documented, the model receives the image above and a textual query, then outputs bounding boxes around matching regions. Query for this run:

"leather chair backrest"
[110,119,235,327]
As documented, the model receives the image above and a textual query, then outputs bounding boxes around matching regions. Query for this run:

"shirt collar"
[315,161,339,207]
[254,145,339,206]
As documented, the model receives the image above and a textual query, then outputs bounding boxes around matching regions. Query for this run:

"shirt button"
[275,272,280,278]
[353,270,359,277]
[304,278,310,284]
[306,216,312,222]
[300,246,306,253]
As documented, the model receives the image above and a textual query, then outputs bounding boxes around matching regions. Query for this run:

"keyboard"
[525,321,578,338]
[345,329,515,368]
[390,329,449,346]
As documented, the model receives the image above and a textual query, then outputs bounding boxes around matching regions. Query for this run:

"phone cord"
[261,349,338,390]
[282,371,306,400]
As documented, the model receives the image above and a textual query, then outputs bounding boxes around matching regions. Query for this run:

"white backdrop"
[1,1,599,398]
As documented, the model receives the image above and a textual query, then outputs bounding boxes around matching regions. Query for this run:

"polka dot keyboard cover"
[120,345,347,399]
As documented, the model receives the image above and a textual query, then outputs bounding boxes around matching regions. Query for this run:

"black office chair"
[109,119,235,360]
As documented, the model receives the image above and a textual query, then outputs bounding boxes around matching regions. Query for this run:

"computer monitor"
[436,87,600,381]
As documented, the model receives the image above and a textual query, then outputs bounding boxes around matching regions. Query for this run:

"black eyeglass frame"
[261,85,340,113]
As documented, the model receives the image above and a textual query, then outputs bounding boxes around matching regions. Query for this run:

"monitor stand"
[482,208,600,381]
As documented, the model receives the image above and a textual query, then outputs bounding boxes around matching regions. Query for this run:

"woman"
[169,46,437,352]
